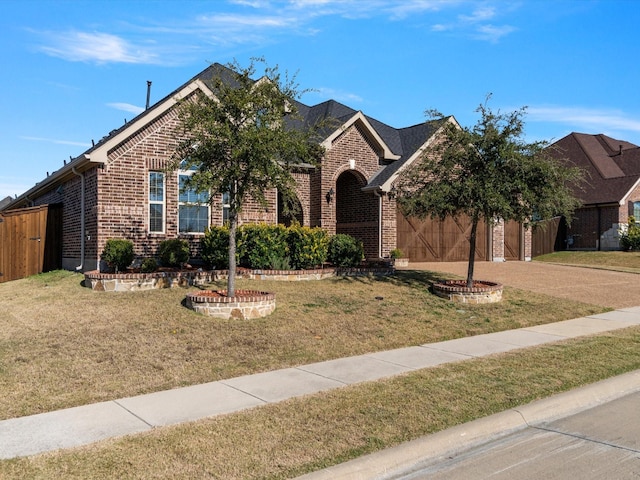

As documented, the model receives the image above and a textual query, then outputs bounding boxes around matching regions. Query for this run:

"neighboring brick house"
[547,132,640,250]
[2,63,528,271]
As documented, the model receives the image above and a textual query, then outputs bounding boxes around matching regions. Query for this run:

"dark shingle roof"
[366,119,446,189]
[549,132,640,205]
[7,63,443,209]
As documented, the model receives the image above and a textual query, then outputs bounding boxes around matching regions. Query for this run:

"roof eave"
[379,116,459,192]
[320,111,401,161]
[90,79,211,164]
[619,177,640,206]
[4,78,214,211]
[2,153,94,210]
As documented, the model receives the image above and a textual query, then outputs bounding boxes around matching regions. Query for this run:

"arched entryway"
[335,170,379,258]
[277,191,304,226]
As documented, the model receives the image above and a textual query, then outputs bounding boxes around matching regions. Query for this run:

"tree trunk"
[466,215,479,288]
[227,214,237,297]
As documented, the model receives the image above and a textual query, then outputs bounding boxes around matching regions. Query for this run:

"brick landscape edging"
[84,266,395,291]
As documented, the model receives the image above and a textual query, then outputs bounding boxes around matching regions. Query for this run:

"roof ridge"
[573,133,625,179]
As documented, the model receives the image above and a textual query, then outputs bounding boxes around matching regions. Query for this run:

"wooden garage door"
[504,220,522,261]
[397,211,487,262]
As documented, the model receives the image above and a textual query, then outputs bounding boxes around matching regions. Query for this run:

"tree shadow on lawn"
[335,269,455,290]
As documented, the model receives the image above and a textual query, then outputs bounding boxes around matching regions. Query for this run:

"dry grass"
[534,250,640,272]
[0,269,605,420]
[1,326,639,479]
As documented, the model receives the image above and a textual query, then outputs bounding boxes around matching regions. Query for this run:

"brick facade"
[568,204,626,250]
[14,68,527,269]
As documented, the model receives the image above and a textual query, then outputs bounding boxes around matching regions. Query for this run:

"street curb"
[296,369,640,480]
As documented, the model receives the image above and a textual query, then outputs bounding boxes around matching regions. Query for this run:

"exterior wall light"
[326,187,335,203]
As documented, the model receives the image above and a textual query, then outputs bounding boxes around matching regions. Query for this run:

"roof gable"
[320,110,400,161]
[6,62,449,208]
[549,132,640,205]
[573,133,625,179]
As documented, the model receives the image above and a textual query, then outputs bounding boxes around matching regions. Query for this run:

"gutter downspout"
[72,167,85,271]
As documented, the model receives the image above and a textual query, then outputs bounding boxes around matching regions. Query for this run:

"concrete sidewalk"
[2,308,640,460]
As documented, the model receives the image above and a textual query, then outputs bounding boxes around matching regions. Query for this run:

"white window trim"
[149,171,165,234]
[222,192,231,225]
[178,168,210,234]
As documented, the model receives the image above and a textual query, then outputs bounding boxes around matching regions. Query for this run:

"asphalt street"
[392,390,640,479]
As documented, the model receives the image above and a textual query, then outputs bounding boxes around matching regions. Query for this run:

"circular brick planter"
[431,280,503,304]
[185,290,276,320]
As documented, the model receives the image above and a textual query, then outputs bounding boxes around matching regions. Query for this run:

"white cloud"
[107,103,146,115]
[527,105,640,137]
[38,31,160,65]
[0,179,33,200]
[473,24,517,42]
[312,87,363,103]
[19,136,92,147]
[459,6,496,23]
[229,0,269,7]
[33,1,519,66]
[428,2,517,42]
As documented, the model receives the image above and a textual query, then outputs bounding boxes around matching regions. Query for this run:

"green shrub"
[328,234,364,267]
[287,225,329,269]
[158,239,190,267]
[620,216,640,251]
[268,252,291,270]
[140,257,158,273]
[101,239,135,273]
[238,224,289,269]
[390,248,404,259]
[201,226,230,269]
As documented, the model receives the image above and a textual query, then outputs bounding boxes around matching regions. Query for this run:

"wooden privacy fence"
[531,216,565,258]
[0,204,63,283]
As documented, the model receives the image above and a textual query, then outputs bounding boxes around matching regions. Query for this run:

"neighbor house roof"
[548,132,640,206]
[3,63,443,210]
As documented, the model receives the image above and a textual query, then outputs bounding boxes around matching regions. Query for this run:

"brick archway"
[335,170,379,258]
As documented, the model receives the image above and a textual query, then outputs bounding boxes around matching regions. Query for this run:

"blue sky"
[2,0,640,200]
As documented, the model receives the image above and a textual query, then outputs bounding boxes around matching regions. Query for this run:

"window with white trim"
[634,201,640,220]
[149,171,165,233]
[222,192,231,225]
[178,166,209,233]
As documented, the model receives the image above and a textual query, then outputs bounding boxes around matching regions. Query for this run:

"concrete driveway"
[410,261,640,309]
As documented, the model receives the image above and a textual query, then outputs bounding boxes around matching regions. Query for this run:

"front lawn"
[2,327,639,479]
[534,250,640,272]
[0,269,605,420]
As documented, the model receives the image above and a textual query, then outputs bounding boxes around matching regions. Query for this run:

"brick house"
[2,63,529,271]
[546,132,640,250]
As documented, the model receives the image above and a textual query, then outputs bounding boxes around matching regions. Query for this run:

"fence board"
[0,204,62,283]
[532,217,563,257]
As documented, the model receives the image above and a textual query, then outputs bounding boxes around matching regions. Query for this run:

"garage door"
[397,211,488,262]
[504,220,522,261]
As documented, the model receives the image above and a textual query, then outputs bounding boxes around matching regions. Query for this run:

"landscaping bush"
[140,257,158,273]
[620,216,640,251]
[203,224,365,270]
[238,224,289,269]
[287,225,329,269]
[328,234,364,267]
[390,248,404,259]
[201,226,230,269]
[101,239,135,273]
[158,238,190,267]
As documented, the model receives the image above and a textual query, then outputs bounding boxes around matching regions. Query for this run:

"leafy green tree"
[171,58,324,296]
[395,97,583,287]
